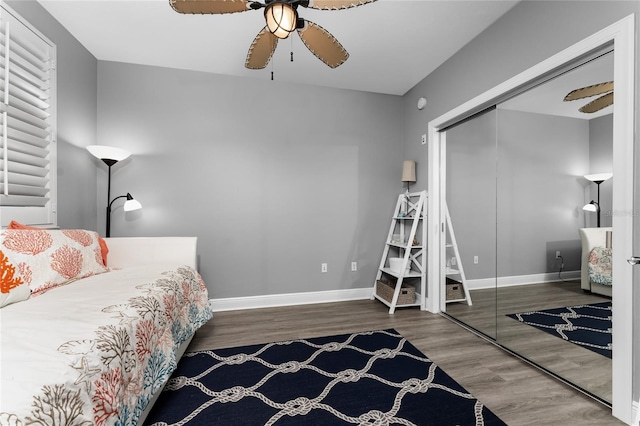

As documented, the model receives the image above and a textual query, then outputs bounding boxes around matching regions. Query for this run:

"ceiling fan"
[170,0,377,70]
[563,81,613,113]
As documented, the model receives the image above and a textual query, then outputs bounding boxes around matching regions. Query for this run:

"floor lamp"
[87,145,142,237]
[582,172,612,228]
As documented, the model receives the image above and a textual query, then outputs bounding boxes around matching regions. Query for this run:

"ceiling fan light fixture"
[265,2,297,39]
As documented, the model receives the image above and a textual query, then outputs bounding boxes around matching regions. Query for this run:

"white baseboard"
[466,270,581,290]
[210,287,372,312]
[210,271,581,312]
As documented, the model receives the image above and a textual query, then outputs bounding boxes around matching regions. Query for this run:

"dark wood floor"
[446,280,612,402]
[188,298,624,426]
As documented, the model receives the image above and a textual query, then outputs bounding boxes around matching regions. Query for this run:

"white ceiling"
[37,0,520,96]
[500,51,614,120]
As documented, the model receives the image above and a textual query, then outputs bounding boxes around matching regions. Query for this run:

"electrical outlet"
[451,257,456,266]
[421,134,427,144]
[473,256,479,264]
[556,251,561,258]
[351,262,357,271]
[321,263,327,273]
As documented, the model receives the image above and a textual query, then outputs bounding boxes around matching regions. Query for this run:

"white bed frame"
[105,237,198,270]
[104,237,201,425]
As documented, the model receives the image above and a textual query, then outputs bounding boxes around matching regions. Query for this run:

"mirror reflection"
[445,108,497,339]
[444,52,613,403]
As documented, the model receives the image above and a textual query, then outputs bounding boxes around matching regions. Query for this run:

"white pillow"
[0,229,109,296]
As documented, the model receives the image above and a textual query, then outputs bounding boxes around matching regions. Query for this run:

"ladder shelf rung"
[379,267,422,278]
[387,242,423,249]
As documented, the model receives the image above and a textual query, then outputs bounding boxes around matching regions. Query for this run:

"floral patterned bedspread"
[0,264,213,426]
[588,246,612,286]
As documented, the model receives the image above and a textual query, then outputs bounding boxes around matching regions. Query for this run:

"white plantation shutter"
[0,4,56,226]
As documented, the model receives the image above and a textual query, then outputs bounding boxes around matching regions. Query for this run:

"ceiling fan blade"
[245,27,279,69]
[579,92,614,113]
[303,0,377,10]
[297,20,348,68]
[564,81,613,101]
[170,0,252,14]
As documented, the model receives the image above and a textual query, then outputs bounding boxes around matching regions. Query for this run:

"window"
[0,3,56,227]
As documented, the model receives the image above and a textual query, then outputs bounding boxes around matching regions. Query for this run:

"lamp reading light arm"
[108,193,134,210]
[106,193,140,238]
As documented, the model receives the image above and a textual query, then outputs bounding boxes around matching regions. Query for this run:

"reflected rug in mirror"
[144,329,506,425]
[506,301,612,358]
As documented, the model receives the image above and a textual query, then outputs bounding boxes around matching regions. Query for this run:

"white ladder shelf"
[444,203,472,305]
[371,191,427,314]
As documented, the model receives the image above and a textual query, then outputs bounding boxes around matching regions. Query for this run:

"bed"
[579,227,612,297]
[0,232,213,426]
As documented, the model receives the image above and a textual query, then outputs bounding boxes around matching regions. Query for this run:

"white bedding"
[0,264,212,426]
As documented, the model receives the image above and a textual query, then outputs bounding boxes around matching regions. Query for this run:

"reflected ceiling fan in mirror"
[170,0,377,70]
[563,81,613,113]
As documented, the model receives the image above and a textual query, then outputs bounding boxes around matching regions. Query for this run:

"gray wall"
[446,109,590,280]
[6,0,98,231]
[97,61,403,298]
[446,109,497,281]
[402,1,639,165]
[496,110,589,277]
[401,1,640,283]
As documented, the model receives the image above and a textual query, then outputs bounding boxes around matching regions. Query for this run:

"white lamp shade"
[402,161,416,183]
[265,2,297,39]
[123,198,142,212]
[584,172,613,183]
[87,145,131,162]
[583,203,597,212]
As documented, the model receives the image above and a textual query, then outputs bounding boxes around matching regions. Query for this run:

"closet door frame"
[426,14,635,424]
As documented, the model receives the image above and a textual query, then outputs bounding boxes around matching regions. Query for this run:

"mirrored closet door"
[445,109,497,339]
[443,52,614,404]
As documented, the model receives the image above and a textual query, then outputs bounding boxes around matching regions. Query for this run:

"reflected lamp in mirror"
[583,172,611,228]
[583,200,601,227]
[584,172,613,184]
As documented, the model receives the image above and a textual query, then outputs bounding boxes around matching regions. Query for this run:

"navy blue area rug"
[144,329,506,425]
[506,301,612,358]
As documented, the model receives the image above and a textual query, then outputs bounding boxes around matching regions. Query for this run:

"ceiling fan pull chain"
[290,37,294,62]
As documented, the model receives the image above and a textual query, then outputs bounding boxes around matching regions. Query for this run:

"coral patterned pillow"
[0,249,31,307]
[7,220,109,266]
[0,229,109,296]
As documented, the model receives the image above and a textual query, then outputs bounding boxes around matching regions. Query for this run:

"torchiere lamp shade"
[87,145,131,163]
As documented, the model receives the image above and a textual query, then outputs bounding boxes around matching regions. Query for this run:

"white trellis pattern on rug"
[145,329,506,425]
